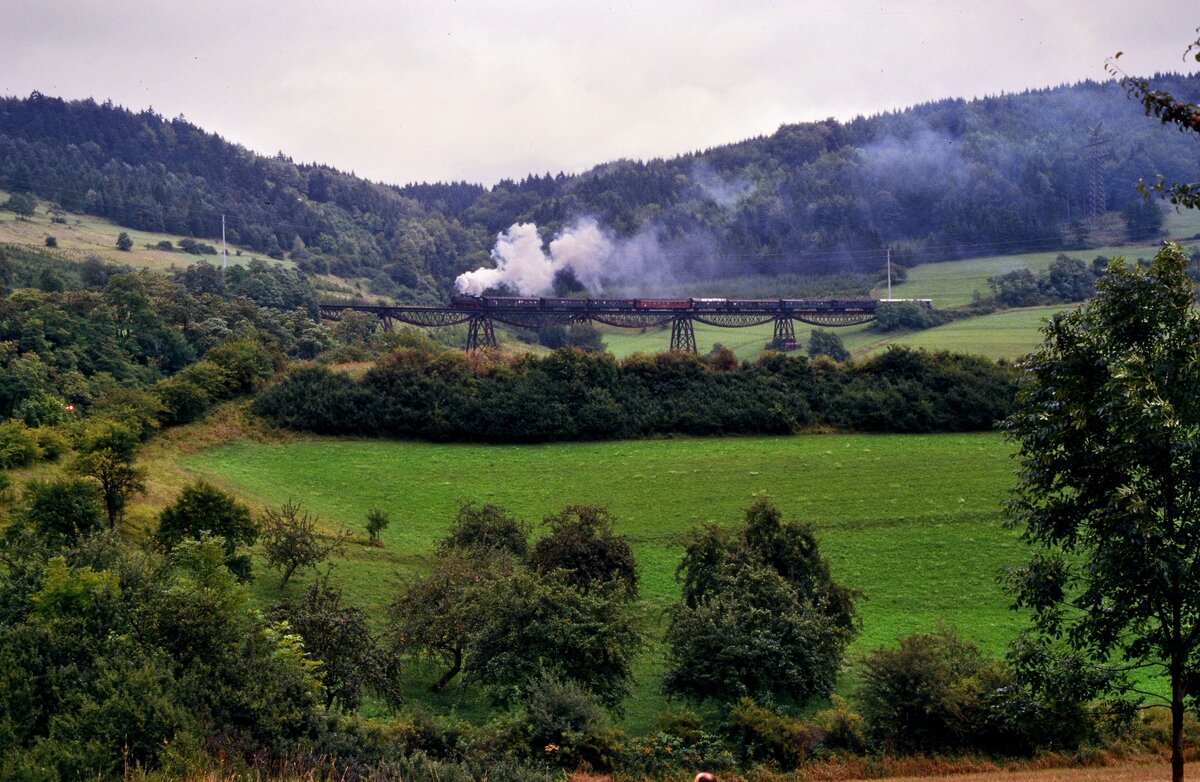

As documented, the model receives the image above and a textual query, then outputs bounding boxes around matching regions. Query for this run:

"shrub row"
[255,346,1019,442]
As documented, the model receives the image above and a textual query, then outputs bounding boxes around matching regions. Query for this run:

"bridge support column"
[669,316,697,353]
[773,316,796,346]
[466,314,497,352]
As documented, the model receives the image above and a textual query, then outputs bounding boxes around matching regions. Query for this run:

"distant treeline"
[3,76,1199,294]
[255,347,1018,441]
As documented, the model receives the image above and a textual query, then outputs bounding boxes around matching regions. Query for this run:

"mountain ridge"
[2,74,1199,297]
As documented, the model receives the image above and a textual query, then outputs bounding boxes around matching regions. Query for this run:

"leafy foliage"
[156,481,257,580]
[260,500,348,587]
[859,627,1009,753]
[529,505,638,597]
[19,478,105,543]
[364,508,390,544]
[1107,33,1200,209]
[268,574,381,711]
[663,499,858,705]
[1003,242,1200,781]
[256,345,1019,442]
[807,329,850,361]
[987,254,1097,307]
[437,502,530,561]
[0,529,326,778]
[390,503,642,709]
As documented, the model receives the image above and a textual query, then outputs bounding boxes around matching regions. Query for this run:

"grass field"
[0,188,286,271]
[599,304,1062,363]
[177,431,1024,730]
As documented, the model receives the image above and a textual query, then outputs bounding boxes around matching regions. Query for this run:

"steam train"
[448,295,908,311]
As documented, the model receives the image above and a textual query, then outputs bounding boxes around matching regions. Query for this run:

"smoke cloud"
[454,218,685,296]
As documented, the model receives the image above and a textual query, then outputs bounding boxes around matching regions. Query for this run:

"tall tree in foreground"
[1003,242,1200,782]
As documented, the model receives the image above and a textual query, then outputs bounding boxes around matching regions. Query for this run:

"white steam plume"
[457,218,665,296]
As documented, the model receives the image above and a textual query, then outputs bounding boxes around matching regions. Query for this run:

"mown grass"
[179,432,1023,731]
[849,305,1068,362]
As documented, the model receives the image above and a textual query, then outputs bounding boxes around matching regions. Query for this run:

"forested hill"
[2,75,1199,297]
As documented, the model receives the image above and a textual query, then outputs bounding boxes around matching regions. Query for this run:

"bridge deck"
[317,297,929,352]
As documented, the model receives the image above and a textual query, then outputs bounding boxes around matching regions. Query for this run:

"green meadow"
[599,305,1062,363]
[181,431,1024,729]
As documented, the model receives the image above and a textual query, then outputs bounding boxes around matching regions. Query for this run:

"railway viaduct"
[318,297,920,353]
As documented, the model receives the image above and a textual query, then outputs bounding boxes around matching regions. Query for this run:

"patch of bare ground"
[564,755,1171,782]
[835,760,1163,782]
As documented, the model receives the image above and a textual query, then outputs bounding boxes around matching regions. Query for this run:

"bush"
[205,337,282,392]
[438,502,530,561]
[20,478,106,541]
[873,301,944,331]
[808,329,850,361]
[256,345,1018,443]
[13,393,74,427]
[365,508,390,544]
[0,420,43,468]
[859,627,1010,754]
[723,698,821,769]
[515,671,623,770]
[31,426,69,461]
[814,695,869,753]
[156,481,258,559]
[152,375,214,425]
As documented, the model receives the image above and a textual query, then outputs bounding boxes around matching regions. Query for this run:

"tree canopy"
[1003,242,1200,782]
[663,499,859,705]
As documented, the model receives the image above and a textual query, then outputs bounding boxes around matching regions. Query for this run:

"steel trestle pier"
[318,296,929,353]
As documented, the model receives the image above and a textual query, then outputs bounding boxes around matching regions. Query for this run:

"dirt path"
[843,762,1164,782]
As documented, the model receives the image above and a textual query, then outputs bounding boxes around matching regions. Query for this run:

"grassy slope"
[178,431,1022,730]
[0,188,288,271]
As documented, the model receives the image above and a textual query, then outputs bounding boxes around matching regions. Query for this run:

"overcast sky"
[2,2,1197,186]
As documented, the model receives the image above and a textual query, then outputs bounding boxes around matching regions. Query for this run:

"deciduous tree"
[156,481,257,578]
[269,573,378,710]
[260,500,348,588]
[1003,242,1200,782]
[71,423,146,529]
[665,499,858,705]
[529,505,638,597]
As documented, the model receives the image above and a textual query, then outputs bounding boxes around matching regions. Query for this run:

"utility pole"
[887,247,892,299]
[221,214,227,269]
